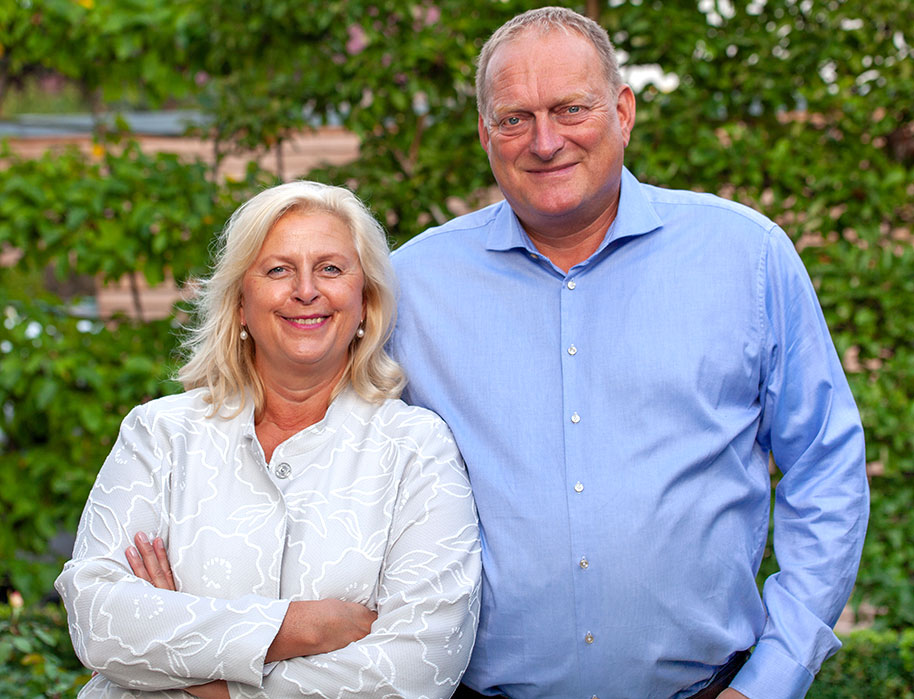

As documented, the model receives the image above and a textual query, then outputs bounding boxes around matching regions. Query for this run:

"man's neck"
[522,203,619,273]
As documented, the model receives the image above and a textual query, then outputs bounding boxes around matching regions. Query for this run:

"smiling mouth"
[528,163,576,175]
[282,315,329,328]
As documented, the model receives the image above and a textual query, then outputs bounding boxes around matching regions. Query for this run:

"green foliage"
[0,0,911,638]
[0,299,183,599]
[0,138,274,600]
[0,0,195,113]
[810,628,914,698]
[0,601,89,698]
[0,139,238,289]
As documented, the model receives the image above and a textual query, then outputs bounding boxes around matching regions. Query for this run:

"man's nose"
[529,116,564,159]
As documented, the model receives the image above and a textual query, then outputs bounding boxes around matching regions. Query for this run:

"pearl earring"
[356,325,365,339]
[240,327,248,341]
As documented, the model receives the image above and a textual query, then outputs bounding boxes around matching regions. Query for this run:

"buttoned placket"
[560,268,600,695]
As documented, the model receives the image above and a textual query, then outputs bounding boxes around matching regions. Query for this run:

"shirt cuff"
[729,642,815,699]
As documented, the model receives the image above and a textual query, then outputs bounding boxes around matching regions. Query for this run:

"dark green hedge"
[810,628,914,699]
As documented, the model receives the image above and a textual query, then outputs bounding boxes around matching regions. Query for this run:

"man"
[391,7,868,699]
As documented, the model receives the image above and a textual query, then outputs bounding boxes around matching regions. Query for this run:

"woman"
[55,182,481,698]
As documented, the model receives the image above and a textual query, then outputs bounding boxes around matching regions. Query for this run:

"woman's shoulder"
[125,388,247,429]
[350,392,456,443]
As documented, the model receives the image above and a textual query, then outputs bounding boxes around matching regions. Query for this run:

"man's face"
[478,29,635,240]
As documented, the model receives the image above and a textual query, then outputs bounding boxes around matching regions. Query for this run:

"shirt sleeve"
[730,227,869,698]
[54,404,289,692]
[226,418,482,699]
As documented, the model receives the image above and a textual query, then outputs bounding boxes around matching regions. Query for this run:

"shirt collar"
[485,166,664,258]
[244,384,361,459]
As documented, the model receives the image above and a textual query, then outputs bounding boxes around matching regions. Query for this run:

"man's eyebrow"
[492,92,594,115]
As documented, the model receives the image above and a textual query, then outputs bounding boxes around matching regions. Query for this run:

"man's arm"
[730,227,869,698]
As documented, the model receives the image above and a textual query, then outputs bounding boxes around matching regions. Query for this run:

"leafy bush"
[0,299,183,600]
[810,628,914,699]
[0,599,89,699]
[0,140,274,601]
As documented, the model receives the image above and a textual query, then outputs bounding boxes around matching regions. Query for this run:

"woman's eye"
[322,264,342,275]
[268,266,285,275]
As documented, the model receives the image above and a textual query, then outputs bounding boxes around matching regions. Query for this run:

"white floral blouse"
[55,386,481,698]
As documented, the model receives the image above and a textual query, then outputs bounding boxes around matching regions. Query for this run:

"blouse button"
[568,344,578,356]
[275,462,292,479]
[571,412,581,424]
[567,279,577,290]
[584,632,594,644]
[574,481,584,493]
[580,556,589,569]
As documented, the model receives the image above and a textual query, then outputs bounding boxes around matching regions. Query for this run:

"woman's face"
[240,210,365,387]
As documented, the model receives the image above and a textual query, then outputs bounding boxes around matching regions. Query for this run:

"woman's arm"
[128,533,377,663]
[55,402,290,691]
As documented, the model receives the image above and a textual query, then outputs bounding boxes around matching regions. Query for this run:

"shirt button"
[571,412,581,424]
[566,279,577,290]
[580,556,589,569]
[584,632,594,644]
[568,344,577,356]
[275,462,292,479]
[574,481,584,493]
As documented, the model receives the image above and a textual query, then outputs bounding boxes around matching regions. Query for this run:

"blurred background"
[0,0,912,695]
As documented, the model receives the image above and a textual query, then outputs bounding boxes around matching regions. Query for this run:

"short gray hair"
[475,6,622,125]
[178,181,405,416]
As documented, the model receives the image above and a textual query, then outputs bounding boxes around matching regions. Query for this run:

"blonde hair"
[476,6,622,126]
[178,181,405,415]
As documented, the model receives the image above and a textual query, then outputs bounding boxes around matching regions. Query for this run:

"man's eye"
[505,116,521,126]
[567,105,581,113]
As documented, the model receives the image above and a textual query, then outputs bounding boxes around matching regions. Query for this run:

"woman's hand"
[126,534,229,698]
[126,532,175,590]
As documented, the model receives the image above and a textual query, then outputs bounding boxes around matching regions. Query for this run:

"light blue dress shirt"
[390,167,868,699]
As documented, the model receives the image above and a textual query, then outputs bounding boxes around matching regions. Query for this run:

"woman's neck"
[254,365,346,461]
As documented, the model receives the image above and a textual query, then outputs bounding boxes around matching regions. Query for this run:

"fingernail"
[137,532,149,544]
[126,546,137,558]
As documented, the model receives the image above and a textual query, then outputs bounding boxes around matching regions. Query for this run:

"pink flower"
[346,25,368,55]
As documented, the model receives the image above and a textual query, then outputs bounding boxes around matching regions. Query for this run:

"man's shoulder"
[639,180,777,233]
[392,200,505,263]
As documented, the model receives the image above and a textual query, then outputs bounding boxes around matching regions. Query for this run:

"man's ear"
[616,85,636,148]
[478,113,491,154]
